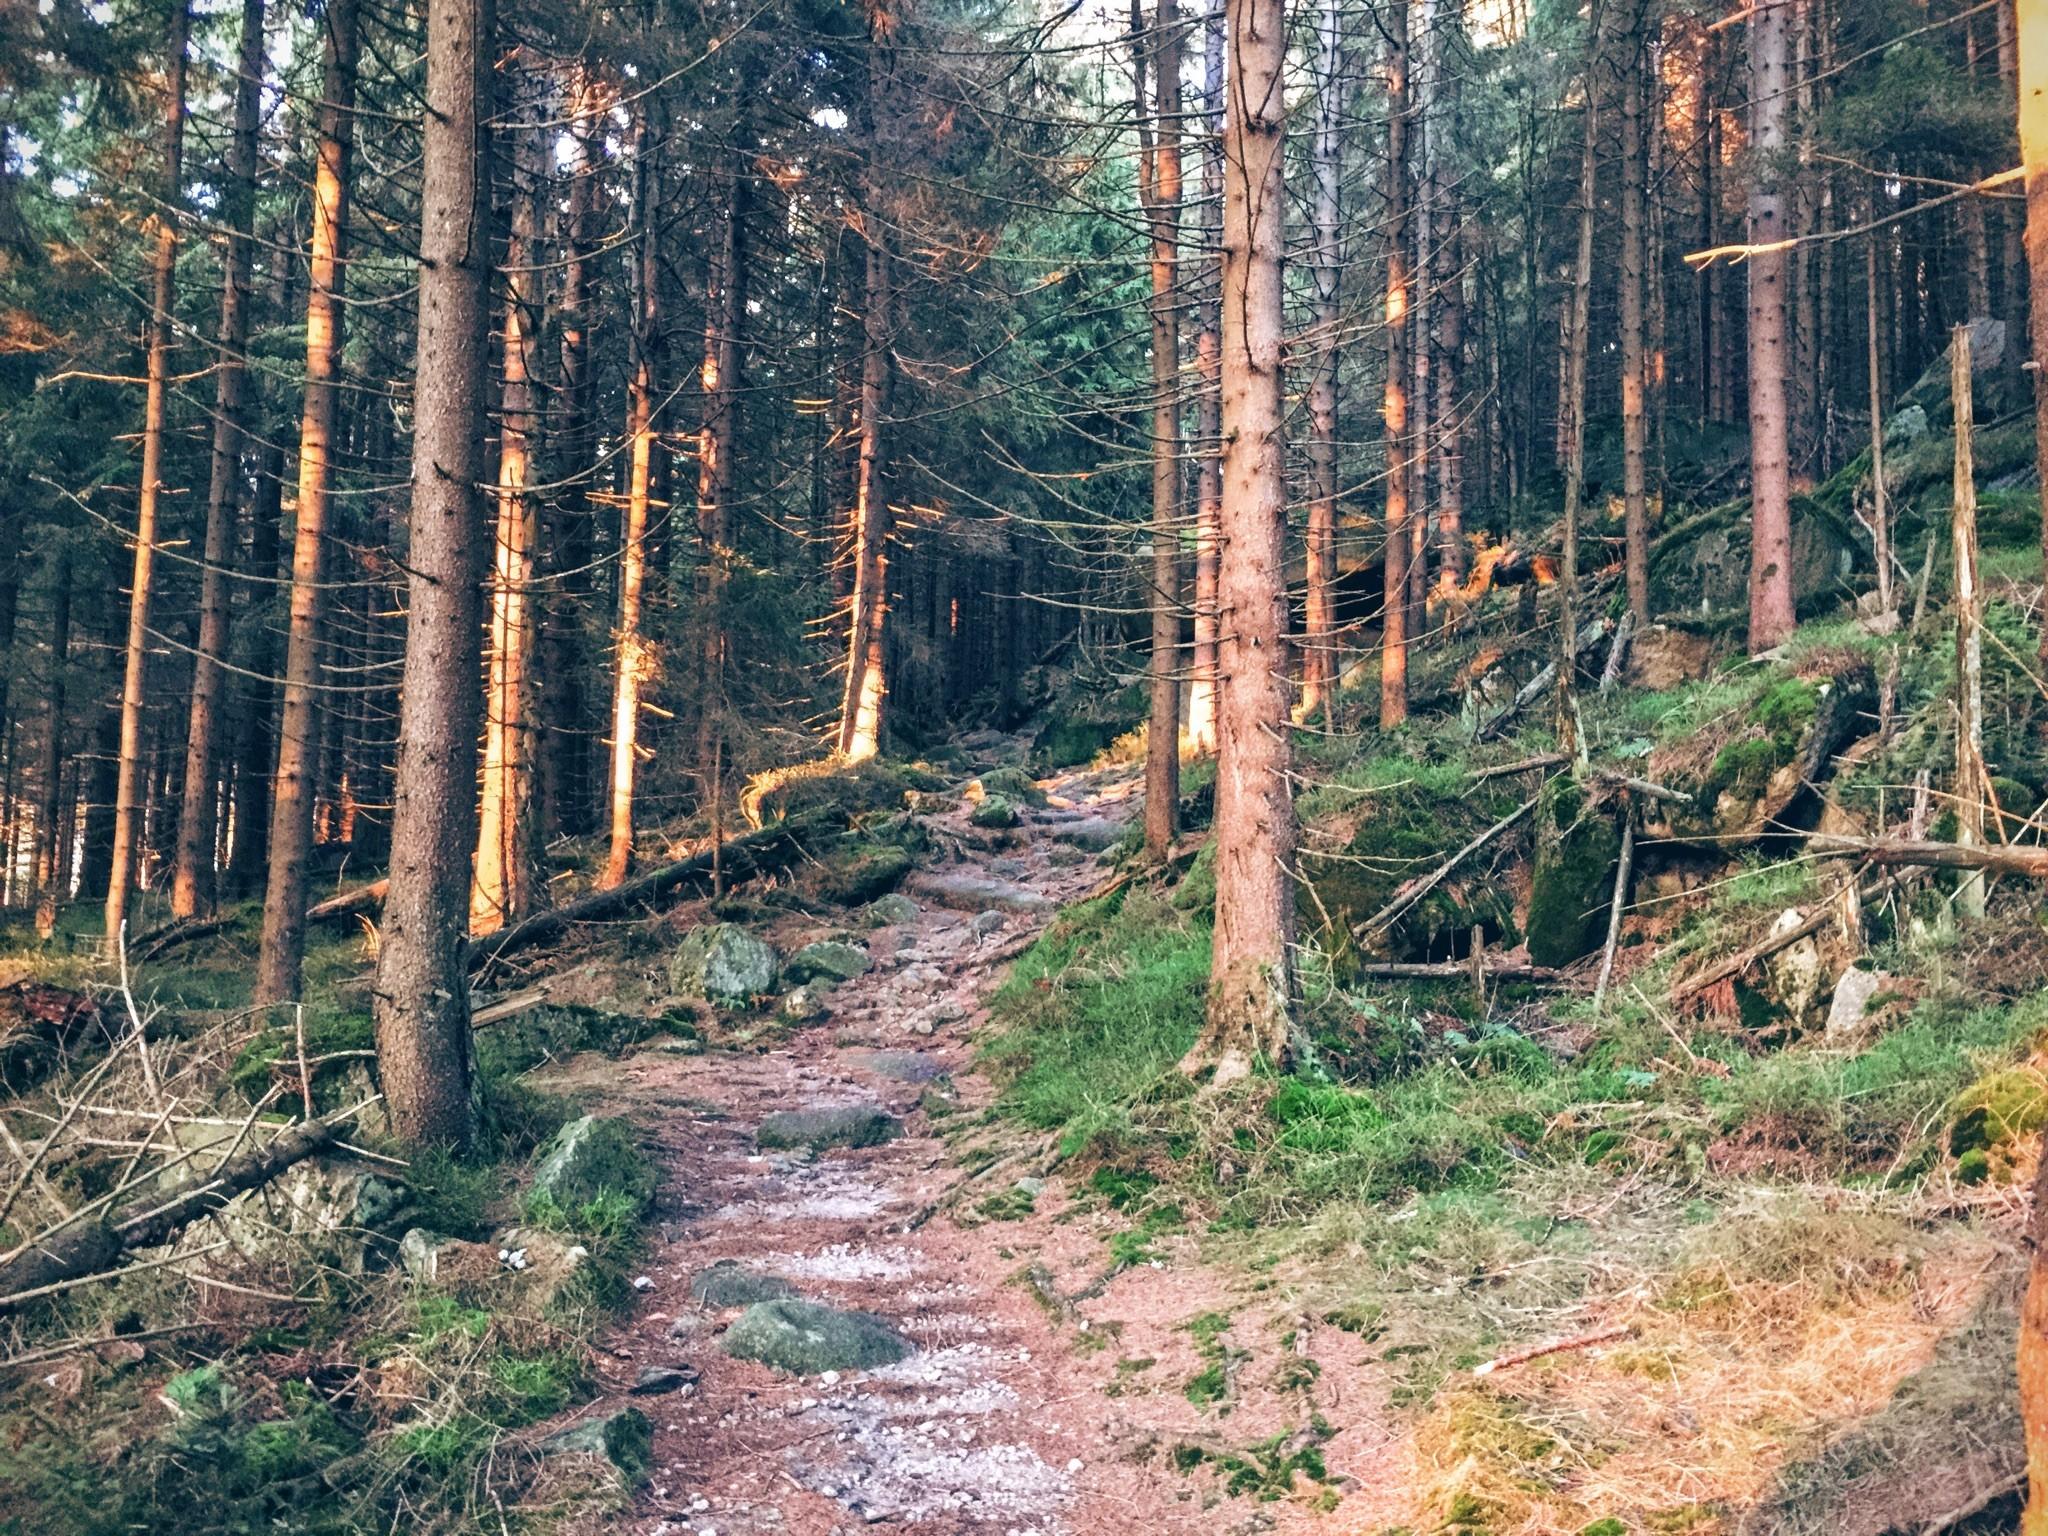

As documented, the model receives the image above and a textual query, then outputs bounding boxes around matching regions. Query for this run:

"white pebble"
[1066,1458,1084,1473]
[633,1275,655,1290]
[819,1369,840,1386]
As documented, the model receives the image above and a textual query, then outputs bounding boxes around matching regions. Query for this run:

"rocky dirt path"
[549,749,1407,1536]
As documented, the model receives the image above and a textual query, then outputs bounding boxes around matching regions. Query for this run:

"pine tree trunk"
[1559,0,1605,748]
[1302,0,1342,717]
[1407,0,1434,644]
[104,0,189,952]
[1182,0,1295,1084]
[256,0,359,1002]
[838,16,898,763]
[1619,6,1651,621]
[32,557,71,940]
[1379,0,1413,730]
[2023,0,2048,669]
[373,0,495,1150]
[598,98,664,890]
[696,88,750,817]
[473,68,544,934]
[1433,36,1465,582]
[1137,0,1182,858]
[1746,0,1797,652]
[1187,0,1224,754]
[169,0,265,920]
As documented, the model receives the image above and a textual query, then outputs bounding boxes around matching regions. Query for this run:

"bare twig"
[1472,1324,1631,1376]
[1354,795,1541,940]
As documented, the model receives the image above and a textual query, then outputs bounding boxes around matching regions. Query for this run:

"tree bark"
[1302,0,1342,717]
[838,15,898,763]
[1558,7,1603,751]
[598,95,665,890]
[1380,0,1413,730]
[1181,0,1295,1084]
[169,0,265,920]
[32,557,71,940]
[473,65,544,935]
[1618,3,1651,622]
[373,0,494,1150]
[1746,0,1796,652]
[256,0,359,1003]
[104,0,189,951]
[1135,0,1182,859]
[1187,0,1224,754]
[1433,32,1466,583]
[1952,326,1987,922]
[2022,0,2048,669]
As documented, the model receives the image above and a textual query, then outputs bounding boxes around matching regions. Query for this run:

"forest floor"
[532,748,1412,1536]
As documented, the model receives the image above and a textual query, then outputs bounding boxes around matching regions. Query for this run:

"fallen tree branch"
[468,819,820,974]
[134,878,391,963]
[1353,795,1541,941]
[1473,1324,1631,1376]
[1588,770,1694,806]
[1349,960,1567,983]
[1671,874,1888,1004]
[1470,753,1570,781]
[1476,618,1609,742]
[1808,834,2048,880]
[1592,814,1636,1011]
[0,1106,362,1315]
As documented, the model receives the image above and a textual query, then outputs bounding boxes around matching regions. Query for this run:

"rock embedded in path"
[690,1258,798,1308]
[756,1104,901,1152]
[780,982,832,1022]
[906,870,1053,915]
[629,1363,698,1395]
[722,1298,914,1374]
[1045,815,1123,852]
[969,794,1021,830]
[530,1114,657,1218]
[860,892,920,928]
[843,1047,946,1084]
[539,1406,655,1480]
[670,922,780,1004]
[784,940,872,985]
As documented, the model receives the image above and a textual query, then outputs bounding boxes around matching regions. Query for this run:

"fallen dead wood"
[0,981,112,1093]
[0,1109,352,1314]
[1808,834,2048,880]
[1353,795,1541,941]
[134,878,391,963]
[1587,770,1693,805]
[1473,1324,1631,1376]
[1671,874,1888,1004]
[1349,960,1567,983]
[1475,617,1609,742]
[468,819,818,973]
[1470,752,1570,781]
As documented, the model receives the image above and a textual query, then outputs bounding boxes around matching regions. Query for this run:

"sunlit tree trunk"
[104,0,189,951]
[2015,3,2048,1525]
[1181,0,1295,1083]
[1187,0,1224,753]
[1407,0,1434,643]
[1380,0,1413,729]
[1746,0,1796,652]
[1558,2,1604,749]
[598,97,665,890]
[1302,0,1341,717]
[374,0,494,1151]
[256,0,359,1003]
[1135,0,1182,858]
[170,0,264,920]
[1433,25,1466,582]
[473,67,544,934]
[838,11,898,763]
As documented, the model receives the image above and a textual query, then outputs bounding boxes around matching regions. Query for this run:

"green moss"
[1525,778,1622,967]
[817,844,914,905]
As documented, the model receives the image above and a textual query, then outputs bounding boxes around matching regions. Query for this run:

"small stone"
[633,1275,655,1291]
[820,1369,840,1386]
[689,1259,796,1308]
[631,1364,699,1395]
[860,893,921,928]
[969,910,1007,939]
[784,940,873,986]
[1066,1458,1084,1473]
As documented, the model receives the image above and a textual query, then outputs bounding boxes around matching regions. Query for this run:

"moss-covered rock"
[689,1259,796,1308]
[817,845,914,906]
[722,1298,914,1374]
[1948,1063,2048,1181]
[529,1115,656,1218]
[1031,715,1128,771]
[539,1407,654,1480]
[969,794,1021,829]
[859,892,921,927]
[974,767,1046,807]
[756,1104,901,1151]
[1524,778,1623,968]
[670,922,779,1003]
[473,1004,669,1079]
[783,940,872,985]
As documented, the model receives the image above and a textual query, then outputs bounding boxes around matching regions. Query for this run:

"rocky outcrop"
[530,1115,656,1218]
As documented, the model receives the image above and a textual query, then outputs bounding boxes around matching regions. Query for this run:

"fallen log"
[134,878,391,963]
[1350,960,1566,983]
[1671,874,1888,1004]
[468,819,819,973]
[1476,617,1609,742]
[0,981,112,1093]
[0,1111,345,1314]
[1808,834,2048,880]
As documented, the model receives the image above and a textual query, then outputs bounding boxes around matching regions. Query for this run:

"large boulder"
[756,1104,900,1151]
[539,1407,654,1481]
[670,922,779,1004]
[817,845,915,906]
[722,1298,914,1374]
[784,940,872,986]
[969,794,1021,830]
[690,1259,796,1308]
[1524,777,1624,968]
[529,1115,656,1219]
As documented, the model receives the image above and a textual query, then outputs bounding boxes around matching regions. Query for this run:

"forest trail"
[539,746,1407,1536]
